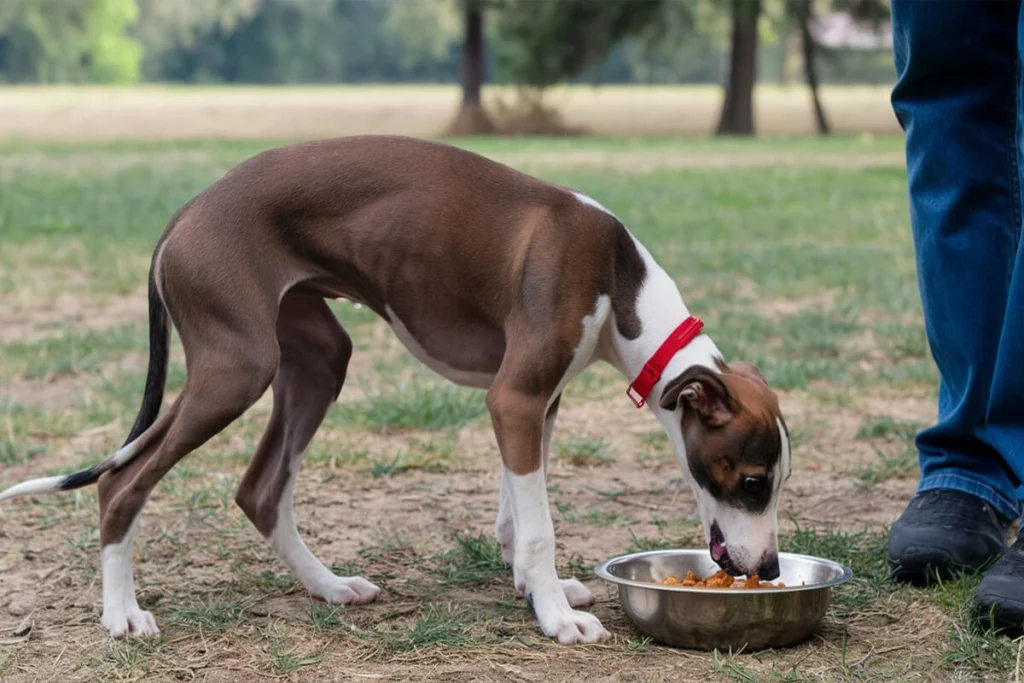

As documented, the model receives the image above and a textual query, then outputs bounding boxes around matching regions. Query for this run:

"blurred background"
[0,0,895,140]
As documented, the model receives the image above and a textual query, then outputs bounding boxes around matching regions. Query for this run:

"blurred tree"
[0,0,142,83]
[134,0,258,80]
[445,0,496,135]
[716,0,761,135]
[496,0,663,93]
[791,0,828,134]
[785,0,891,135]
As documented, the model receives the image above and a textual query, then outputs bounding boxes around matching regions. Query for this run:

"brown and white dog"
[0,135,791,644]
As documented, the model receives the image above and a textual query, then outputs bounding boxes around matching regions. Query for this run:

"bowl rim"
[593,549,854,595]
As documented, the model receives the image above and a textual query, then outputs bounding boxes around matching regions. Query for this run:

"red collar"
[626,316,705,408]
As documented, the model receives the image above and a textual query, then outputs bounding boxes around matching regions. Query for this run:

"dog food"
[657,569,786,589]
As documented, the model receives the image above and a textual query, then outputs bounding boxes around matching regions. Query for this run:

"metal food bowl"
[594,549,853,651]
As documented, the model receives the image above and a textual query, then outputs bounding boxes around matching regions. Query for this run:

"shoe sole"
[888,546,985,585]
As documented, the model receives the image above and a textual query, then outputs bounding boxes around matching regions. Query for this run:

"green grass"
[854,416,924,486]
[436,533,507,585]
[333,382,488,432]
[780,521,890,617]
[385,608,479,652]
[170,594,245,631]
[267,640,323,674]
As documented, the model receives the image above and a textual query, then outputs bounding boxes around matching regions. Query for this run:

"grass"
[556,436,615,467]
[385,608,479,652]
[333,381,488,432]
[854,416,924,486]
[2,114,1009,681]
[436,533,507,585]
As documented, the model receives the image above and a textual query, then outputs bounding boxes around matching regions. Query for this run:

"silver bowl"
[594,549,853,651]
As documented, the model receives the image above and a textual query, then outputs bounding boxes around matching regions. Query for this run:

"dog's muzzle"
[708,522,781,580]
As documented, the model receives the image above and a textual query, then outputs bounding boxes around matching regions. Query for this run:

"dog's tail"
[0,269,170,503]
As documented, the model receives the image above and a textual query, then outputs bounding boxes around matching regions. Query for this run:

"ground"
[0,86,1020,682]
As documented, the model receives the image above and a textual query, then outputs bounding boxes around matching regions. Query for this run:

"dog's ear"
[728,360,768,387]
[659,366,736,427]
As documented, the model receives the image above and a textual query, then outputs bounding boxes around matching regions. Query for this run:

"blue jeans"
[891,0,1024,523]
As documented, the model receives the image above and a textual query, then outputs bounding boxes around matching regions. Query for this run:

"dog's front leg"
[487,387,609,645]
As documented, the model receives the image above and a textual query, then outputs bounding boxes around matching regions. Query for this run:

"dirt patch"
[0,286,148,343]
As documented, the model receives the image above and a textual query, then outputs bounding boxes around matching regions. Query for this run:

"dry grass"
[0,84,900,141]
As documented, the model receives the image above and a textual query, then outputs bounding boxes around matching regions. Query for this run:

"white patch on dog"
[100,520,160,638]
[386,305,495,389]
[550,295,610,405]
[777,417,792,492]
[499,294,611,644]
[0,438,143,503]
[268,470,380,605]
[498,400,591,607]
[113,438,139,466]
[0,475,66,502]
[505,468,609,644]
[573,191,614,217]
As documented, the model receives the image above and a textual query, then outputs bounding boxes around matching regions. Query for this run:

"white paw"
[560,578,595,607]
[315,576,380,606]
[101,607,160,638]
[541,609,610,645]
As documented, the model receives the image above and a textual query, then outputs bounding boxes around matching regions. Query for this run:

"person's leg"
[969,1,1024,637]
[888,0,1021,582]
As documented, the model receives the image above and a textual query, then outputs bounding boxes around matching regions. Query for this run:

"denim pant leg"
[984,3,1024,512]
[891,0,1022,522]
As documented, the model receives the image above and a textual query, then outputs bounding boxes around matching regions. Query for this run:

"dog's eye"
[742,476,768,494]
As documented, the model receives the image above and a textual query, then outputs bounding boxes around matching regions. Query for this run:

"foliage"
[0,0,142,83]
[495,0,665,91]
[0,0,891,86]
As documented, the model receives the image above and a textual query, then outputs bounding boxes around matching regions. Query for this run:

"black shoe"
[972,532,1024,636]
[887,489,1007,584]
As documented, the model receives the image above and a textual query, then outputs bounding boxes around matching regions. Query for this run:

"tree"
[445,0,496,135]
[0,0,142,83]
[497,0,663,92]
[716,0,761,136]
[792,0,829,134]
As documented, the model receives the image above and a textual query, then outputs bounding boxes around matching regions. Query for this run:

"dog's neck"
[601,237,723,411]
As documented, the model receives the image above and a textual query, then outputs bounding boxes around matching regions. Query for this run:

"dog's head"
[659,359,791,580]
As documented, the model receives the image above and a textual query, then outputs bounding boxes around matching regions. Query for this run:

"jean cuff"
[918,474,1020,524]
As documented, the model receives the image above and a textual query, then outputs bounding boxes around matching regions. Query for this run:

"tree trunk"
[444,0,496,135]
[798,1,830,135]
[716,0,760,136]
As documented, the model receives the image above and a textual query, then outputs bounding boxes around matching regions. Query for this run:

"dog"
[0,135,791,645]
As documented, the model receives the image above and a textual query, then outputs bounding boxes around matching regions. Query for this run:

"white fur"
[100,520,159,638]
[505,469,608,643]
[572,191,613,215]
[268,469,380,605]
[777,417,792,491]
[386,304,495,389]
[113,438,139,466]
[0,438,141,503]
[0,475,66,502]
[496,402,595,608]
[498,293,611,643]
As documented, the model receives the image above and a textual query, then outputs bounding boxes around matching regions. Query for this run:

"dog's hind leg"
[97,302,280,638]
[235,292,379,606]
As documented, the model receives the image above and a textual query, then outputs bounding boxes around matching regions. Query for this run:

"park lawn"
[0,133,1017,682]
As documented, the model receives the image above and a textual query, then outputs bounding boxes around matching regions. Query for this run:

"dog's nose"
[757,554,781,581]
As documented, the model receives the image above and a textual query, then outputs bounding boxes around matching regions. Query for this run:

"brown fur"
[97,135,649,546]
[660,359,786,515]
